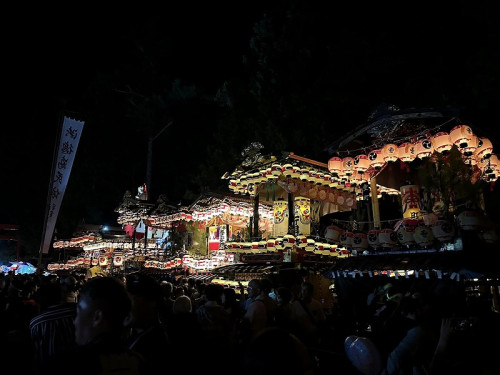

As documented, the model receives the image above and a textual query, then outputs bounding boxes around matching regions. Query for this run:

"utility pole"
[146,121,173,201]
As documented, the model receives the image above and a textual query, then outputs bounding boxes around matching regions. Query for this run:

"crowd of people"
[0,267,499,374]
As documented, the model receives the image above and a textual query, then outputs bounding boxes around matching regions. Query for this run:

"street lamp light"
[146,121,173,200]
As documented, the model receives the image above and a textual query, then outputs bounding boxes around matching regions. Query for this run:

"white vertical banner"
[40,116,84,254]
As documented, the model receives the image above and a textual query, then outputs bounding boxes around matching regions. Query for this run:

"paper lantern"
[299,169,310,181]
[305,238,316,252]
[457,133,478,156]
[258,240,267,253]
[413,225,435,247]
[473,137,493,160]
[266,167,276,180]
[457,210,486,230]
[400,185,422,221]
[251,241,259,253]
[340,231,354,248]
[368,149,385,169]
[450,124,474,149]
[296,235,307,248]
[314,242,325,254]
[431,132,453,153]
[352,232,369,250]
[267,238,276,252]
[354,154,370,173]
[431,219,455,242]
[314,171,324,185]
[396,225,416,246]
[271,164,282,176]
[257,169,267,183]
[324,225,344,243]
[342,157,355,176]
[328,156,343,176]
[283,234,296,248]
[367,229,380,249]
[382,143,399,162]
[275,237,284,250]
[378,228,397,248]
[291,165,301,179]
[282,163,294,178]
[415,137,434,159]
[322,173,331,186]
[306,169,317,183]
[240,174,249,187]
[397,142,417,162]
[482,154,499,181]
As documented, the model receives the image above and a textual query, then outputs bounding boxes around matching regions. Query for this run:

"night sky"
[2,2,500,258]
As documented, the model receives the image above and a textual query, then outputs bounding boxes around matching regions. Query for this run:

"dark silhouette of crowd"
[0,268,499,374]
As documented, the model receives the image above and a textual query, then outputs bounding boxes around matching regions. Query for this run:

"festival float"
[45,106,499,302]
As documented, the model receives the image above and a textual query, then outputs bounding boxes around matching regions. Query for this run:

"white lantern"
[378,228,397,248]
[414,225,435,247]
[458,134,478,156]
[354,154,370,173]
[352,232,369,250]
[367,229,380,249]
[382,143,399,162]
[368,149,385,169]
[473,137,493,160]
[415,137,434,159]
[431,132,453,153]
[342,157,355,176]
[450,124,474,149]
[396,225,416,247]
[397,142,417,162]
[431,219,455,242]
[328,156,343,176]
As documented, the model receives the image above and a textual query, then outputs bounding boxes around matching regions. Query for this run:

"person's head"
[260,278,274,296]
[173,286,185,299]
[160,281,173,298]
[276,286,292,305]
[222,287,237,306]
[300,281,314,302]
[38,281,64,310]
[247,279,263,300]
[126,273,164,328]
[173,295,192,314]
[74,276,132,346]
[205,283,223,303]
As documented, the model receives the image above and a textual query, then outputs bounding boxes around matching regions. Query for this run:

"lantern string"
[334,117,458,156]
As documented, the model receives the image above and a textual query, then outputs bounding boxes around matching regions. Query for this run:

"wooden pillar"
[370,177,381,229]
[253,185,260,238]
